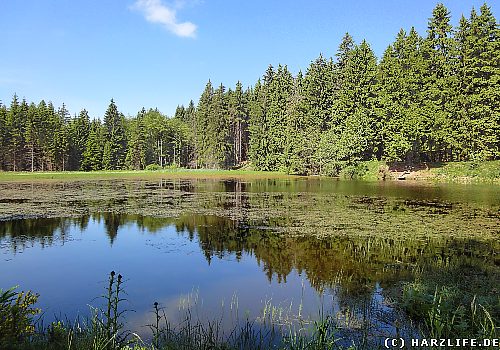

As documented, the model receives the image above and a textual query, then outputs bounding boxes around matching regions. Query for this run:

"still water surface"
[0,178,498,340]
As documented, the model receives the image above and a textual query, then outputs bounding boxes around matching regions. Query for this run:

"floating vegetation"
[0,178,498,348]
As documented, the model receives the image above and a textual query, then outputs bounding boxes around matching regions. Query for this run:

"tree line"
[0,97,191,172]
[0,3,498,174]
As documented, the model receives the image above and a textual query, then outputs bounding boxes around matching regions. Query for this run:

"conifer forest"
[0,3,498,175]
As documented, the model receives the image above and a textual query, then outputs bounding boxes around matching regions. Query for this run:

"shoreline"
[0,160,498,184]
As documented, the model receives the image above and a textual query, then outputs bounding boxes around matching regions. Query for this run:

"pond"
[0,178,499,345]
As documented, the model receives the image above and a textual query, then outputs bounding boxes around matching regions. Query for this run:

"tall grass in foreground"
[401,282,498,341]
[1,272,497,349]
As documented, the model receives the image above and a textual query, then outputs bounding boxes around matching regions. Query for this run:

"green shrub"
[340,163,368,180]
[163,163,180,170]
[145,164,162,171]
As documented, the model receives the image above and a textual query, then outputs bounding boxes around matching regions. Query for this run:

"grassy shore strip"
[428,160,500,183]
[356,160,500,183]
[0,160,498,183]
[0,169,297,182]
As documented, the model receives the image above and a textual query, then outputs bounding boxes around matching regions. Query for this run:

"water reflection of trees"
[0,217,89,254]
[1,213,496,295]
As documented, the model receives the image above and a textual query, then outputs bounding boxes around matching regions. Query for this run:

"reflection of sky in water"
[0,217,340,338]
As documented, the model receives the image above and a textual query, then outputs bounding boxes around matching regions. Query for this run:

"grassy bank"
[351,160,500,184]
[428,160,500,183]
[0,161,498,183]
[0,169,293,182]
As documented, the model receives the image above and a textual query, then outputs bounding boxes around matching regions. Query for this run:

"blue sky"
[0,0,497,119]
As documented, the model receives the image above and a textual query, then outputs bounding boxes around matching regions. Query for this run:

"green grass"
[400,281,498,340]
[0,169,294,182]
[354,160,500,183]
[0,161,498,183]
[429,160,500,183]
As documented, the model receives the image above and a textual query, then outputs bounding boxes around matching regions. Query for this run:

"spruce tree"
[327,41,379,165]
[125,110,147,170]
[143,108,169,167]
[68,110,91,170]
[247,80,268,170]
[284,71,309,174]
[455,4,500,160]
[24,102,41,171]
[265,65,293,171]
[43,101,61,170]
[332,33,356,127]
[336,32,355,71]
[174,105,186,120]
[194,81,214,168]
[183,100,197,166]
[209,83,230,168]
[0,102,7,170]
[378,28,426,162]
[228,81,248,166]
[167,117,190,167]
[103,99,127,169]
[422,3,455,161]
[82,119,103,171]
[54,104,70,170]
[6,94,23,171]
[300,55,336,173]
[36,100,50,171]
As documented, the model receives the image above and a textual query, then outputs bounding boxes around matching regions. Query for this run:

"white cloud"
[132,0,197,38]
